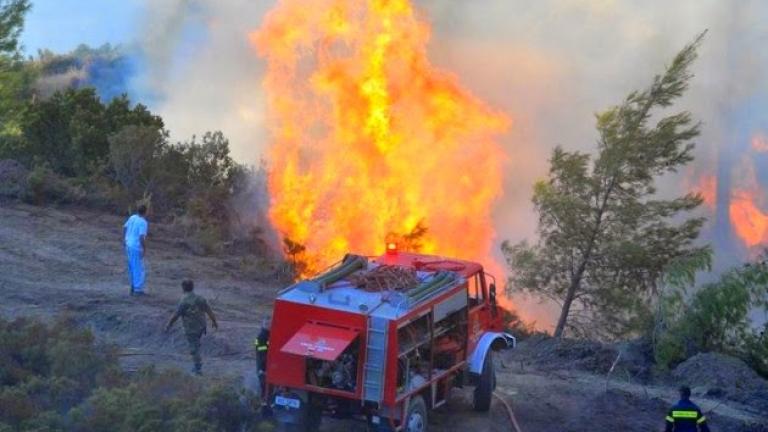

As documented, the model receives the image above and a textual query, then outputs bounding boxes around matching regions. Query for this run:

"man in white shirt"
[123,204,149,295]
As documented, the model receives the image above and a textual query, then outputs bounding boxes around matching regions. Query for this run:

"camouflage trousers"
[185,330,204,373]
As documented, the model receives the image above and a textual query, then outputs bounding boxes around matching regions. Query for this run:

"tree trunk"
[553,264,584,338]
[553,287,575,338]
[553,175,618,337]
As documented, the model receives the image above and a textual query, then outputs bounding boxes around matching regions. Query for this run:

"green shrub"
[654,257,768,376]
[0,316,119,428]
[106,127,249,255]
[18,410,67,432]
[25,163,46,204]
[71,368,256,432]
[0,158,29,198]
[1,317,258,431]
[23,164,84,205]
[188,384,253,431]
[743,329,768,377]
[653,330,688,370]
[0,386,36,426]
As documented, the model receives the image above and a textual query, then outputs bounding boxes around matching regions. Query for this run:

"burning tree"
[503,33,709,339]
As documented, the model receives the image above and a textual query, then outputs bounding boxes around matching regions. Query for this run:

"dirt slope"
[0,202,765,431]
[0,202,276,377]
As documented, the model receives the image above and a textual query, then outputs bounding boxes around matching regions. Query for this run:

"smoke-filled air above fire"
[251,0,510,275]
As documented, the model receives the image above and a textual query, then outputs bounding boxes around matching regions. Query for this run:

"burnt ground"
[0,202,766,432]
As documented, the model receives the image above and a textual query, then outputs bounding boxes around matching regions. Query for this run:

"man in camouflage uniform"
[165,279,219,374]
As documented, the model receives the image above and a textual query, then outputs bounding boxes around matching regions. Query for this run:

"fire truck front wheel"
[276,406,321,432]
[473,350,495,412]
[404,395,428,432]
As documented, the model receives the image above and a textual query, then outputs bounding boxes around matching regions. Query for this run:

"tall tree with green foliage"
[503,34,709,339]
[0,0,29,53]
[0,0,32,139]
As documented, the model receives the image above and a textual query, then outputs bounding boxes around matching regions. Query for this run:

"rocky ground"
[0,201,766,431]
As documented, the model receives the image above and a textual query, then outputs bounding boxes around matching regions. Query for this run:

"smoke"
[33,44,136,101]
[34,67,87,98]
[133,0,272,164]
[135,0,202,94]
[134,0,768,329]
[419,0,765,240]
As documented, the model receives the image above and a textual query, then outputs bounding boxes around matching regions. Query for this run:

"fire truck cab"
[265,250,515,432]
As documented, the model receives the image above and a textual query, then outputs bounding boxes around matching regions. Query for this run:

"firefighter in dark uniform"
[254,318,271,416]
[254,319,270,394]
[665,386,710,432]
[164,279,219,375]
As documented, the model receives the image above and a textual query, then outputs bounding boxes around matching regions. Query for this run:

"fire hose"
[313,255,367,286]
[493,391,523,432]
[407,271,455,300]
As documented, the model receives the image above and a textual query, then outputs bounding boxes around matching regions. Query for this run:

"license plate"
[275,396,301,409]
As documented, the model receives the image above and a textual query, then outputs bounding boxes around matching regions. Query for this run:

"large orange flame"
[729,189,768,248]
[252,0,510,275]
[752,133,768,153]
[728,135,768,248]
[690,174,717,210]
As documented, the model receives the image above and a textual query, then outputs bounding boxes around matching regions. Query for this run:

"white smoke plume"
[33,67,88,98]
[138,0,200,92]
[136,0,768,329]
[135,0,272,163]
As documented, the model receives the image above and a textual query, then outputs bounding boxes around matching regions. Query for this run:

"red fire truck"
[264,247,515,432]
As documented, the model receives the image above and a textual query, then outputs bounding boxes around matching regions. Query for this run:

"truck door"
[466,271,490,351]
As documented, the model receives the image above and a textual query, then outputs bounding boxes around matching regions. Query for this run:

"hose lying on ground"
[493,391,523,432]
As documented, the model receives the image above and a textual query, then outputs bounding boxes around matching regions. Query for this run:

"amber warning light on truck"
[386,242,398,255]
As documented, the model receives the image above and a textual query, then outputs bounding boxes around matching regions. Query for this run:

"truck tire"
[276,419,320,432]
[473,350,494,412]
[276,423,300,432]
[276,406,321,432]
[305,405,322,432]
[404,395,428,432]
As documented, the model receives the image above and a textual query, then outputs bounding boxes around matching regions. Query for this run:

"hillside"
[0,202,765,431]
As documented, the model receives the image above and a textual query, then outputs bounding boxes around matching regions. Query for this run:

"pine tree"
[503,33,709,339]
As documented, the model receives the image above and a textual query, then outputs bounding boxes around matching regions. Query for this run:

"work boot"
[260,404,273,418]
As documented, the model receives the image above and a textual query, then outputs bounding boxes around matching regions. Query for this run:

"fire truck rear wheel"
[473,350,495,412]
[405,395,428,432]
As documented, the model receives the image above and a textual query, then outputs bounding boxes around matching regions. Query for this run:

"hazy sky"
[21,0,140,54]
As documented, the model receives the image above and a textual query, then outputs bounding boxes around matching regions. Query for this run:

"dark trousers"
[186,330,204,372]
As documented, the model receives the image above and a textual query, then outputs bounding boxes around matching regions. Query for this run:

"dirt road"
[1,202,765,431]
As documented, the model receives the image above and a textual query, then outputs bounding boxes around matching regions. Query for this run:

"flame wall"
[251,0,509,274]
